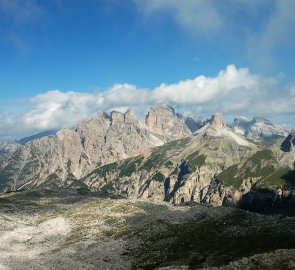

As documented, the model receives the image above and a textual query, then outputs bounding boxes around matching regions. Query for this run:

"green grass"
[218,164,242,188]
[164,160,174,168]
[118,156,144,177]
[260,167,295,188]
[100,181,116,193]
[152,172,166,182]
[87,162,118,179]
[187,152,206,171]
[248,149,276,163]
[171,167,180,176]
[236,149,278,180]
[141,137,190,171]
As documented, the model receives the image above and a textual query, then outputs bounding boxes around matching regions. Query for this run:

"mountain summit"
[196,112,252,147]
[210,112,227,129]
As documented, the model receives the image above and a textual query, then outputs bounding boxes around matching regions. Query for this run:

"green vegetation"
[141,151,168,171]
[218,164,241,188]
[164,160,174,168]
[260,167,295,189]
[243,164,276,179]
[100,181,116,193]
[118,156,144,177]
[87,162,118,179]
[187,152,206,171]
[171,167,180,176]
[218,149,281,188]
[141,137,191,171]
[152,172,166,182]
[248,149,276,163]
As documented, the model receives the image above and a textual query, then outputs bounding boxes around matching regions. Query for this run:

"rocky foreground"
[1,189,295,270]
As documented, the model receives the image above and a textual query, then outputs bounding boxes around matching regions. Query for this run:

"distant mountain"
[184,115,204,132]
[232,116,288,141]
[16,130,58,145]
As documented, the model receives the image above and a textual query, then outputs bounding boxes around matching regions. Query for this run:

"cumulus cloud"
[1,64,294,140]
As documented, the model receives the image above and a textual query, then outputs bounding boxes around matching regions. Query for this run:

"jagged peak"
[110,110,124,122]
[210,112,227,129]
[96,111,110,119]
[147,103,176,116]
[124,108,135,117]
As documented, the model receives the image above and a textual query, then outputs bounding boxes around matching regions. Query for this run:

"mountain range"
[1,104,295,269]
[0,104,294,215]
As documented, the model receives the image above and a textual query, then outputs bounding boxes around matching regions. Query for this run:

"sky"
[0,0,295,140]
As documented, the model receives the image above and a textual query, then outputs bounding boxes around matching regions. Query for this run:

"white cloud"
[1,64,295,140]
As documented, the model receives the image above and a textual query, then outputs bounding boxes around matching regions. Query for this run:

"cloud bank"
[1,65,294,140]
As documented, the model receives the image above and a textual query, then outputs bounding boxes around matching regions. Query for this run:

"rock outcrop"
[281,129,295,152]
[145,104,191,142]
[210,112,227,129]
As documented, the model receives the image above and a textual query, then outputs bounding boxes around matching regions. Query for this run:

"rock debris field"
[1,189,295,270]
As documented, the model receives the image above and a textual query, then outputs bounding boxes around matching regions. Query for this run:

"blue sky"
[0,0,295,139]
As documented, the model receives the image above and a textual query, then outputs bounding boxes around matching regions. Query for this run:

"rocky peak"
[281,129,295,152]
[210,112,227,129]
[145,104,191,140]
[97,111,110,120]
[124,109,137,125]
[110,111,124,124]
[145,104,176,132]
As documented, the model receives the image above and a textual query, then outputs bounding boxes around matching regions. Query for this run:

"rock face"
[0,141,21,171]
[281,129,295,152]
[145,104,191,142]
[0,141,20,158]
[0,105,191,191]
[184,116,203,132]
[210,112,227,129]
[280,130,295,169]
[232,116,287,141]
